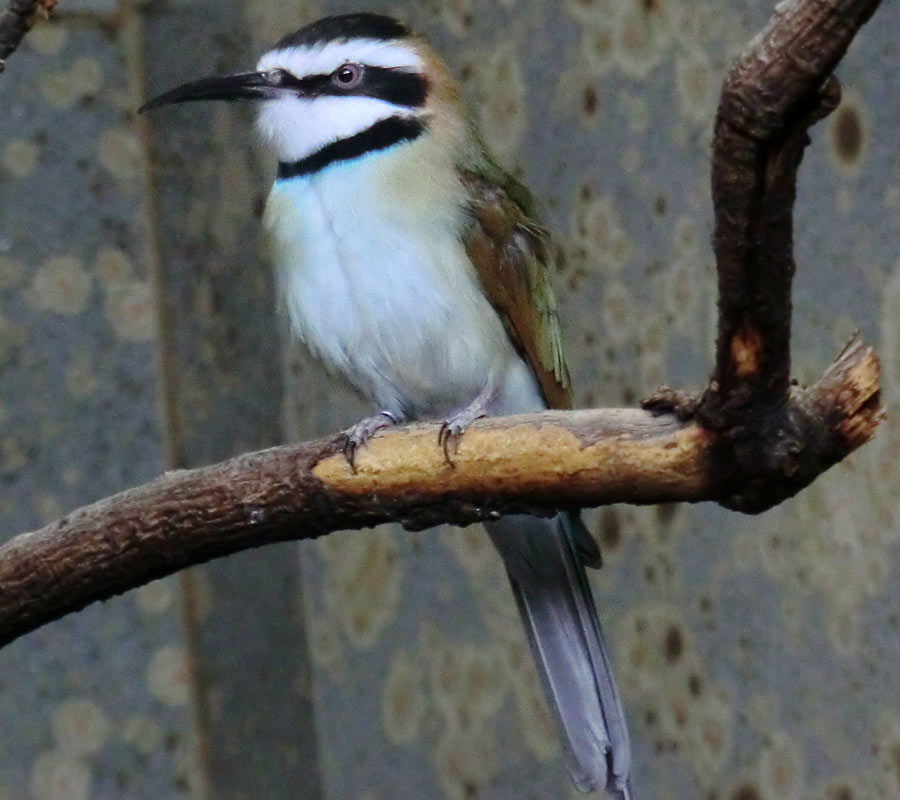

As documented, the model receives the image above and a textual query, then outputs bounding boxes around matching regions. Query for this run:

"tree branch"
[696,0,883,510]
[706,0,880,409]
[0,338,881,649]
[0,0,56,72]
[0,0,888,647]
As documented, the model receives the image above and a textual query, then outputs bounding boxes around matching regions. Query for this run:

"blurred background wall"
[1,1,899,798]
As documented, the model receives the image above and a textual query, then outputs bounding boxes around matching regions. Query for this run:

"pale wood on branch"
[0,339,881,649]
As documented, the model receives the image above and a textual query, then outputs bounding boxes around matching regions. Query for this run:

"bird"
[141,12,632,797]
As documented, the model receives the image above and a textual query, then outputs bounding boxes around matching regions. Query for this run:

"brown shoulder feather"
[460,169,573,410]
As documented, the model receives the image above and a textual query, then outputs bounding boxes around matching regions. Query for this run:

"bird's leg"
[438,381,500,463]
[342,410,402,471]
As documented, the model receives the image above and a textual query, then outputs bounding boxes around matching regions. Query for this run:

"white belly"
[264,152,540,419]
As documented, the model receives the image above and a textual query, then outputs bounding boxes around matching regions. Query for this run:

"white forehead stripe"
[257,40,423,76]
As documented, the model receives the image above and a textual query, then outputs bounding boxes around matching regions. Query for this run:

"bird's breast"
[263,150,518,418]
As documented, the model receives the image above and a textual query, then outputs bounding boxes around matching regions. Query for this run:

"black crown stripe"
[276,14,409,50]
[277,116,426,179]
[293,67,428,108]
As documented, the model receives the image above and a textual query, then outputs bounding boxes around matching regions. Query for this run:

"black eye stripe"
[356,66,428,107]
[283,67,428,108]
[269,70,307,91]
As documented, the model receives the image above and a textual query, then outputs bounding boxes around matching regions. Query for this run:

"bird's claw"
[438,420,463,464]
[438,410,486,465]
[341,435,361,473]
[341,412,398,472]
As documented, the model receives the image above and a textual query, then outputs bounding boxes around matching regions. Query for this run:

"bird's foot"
[438,388,497,464]
[342,411,399,471]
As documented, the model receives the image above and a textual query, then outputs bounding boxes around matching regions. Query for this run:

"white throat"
[255,95,415,165]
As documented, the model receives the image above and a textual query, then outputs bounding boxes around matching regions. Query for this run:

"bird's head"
[141,13,464,169]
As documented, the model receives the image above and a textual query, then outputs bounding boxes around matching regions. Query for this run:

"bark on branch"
[0,0,887,648]
[0,339,881,649]
[693,0,883,510]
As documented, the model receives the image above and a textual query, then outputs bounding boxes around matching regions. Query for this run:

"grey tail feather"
[487,512,632,796]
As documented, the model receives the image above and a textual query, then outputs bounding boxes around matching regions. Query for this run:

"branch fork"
[0,0,887,647]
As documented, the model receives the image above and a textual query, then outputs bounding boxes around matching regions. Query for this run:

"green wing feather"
[460,161,572,410]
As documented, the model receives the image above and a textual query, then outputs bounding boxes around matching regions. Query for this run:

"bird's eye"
[332,63,364,89]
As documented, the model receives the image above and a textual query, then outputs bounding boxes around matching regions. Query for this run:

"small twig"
[641,386,703,421]
[0,0,56,72]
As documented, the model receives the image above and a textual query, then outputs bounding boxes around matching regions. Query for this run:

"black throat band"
[277,116,426,180]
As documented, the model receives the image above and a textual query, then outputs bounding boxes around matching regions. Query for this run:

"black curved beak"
[139,71,284,113]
